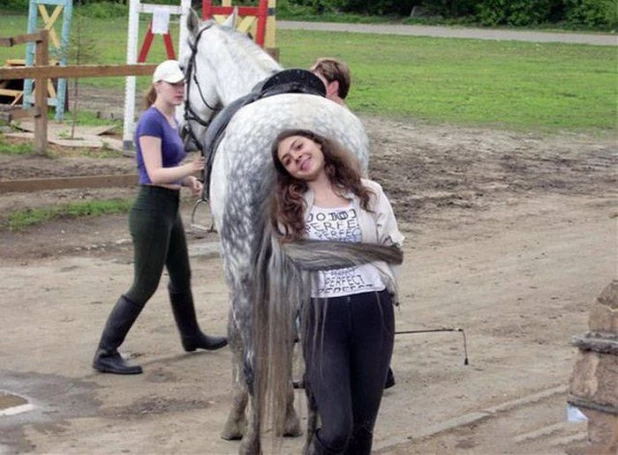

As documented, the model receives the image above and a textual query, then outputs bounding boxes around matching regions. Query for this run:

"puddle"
[0,391,34,417]
[1,370,101,455]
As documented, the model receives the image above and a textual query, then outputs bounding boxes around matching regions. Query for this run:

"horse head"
[179,8,282,153]
[178,9,224,152]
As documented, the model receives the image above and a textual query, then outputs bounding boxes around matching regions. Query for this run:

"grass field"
[1,13,616,134]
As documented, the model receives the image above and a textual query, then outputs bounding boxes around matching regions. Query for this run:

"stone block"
[590,280,618,333]
[568,280,618,455]
[583,409,618,452]
[569,351,618,408]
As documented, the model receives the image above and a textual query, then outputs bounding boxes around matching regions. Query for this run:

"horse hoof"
[283,426,303,438]
[221,418,246,441]
[220,432,243,441]
[220,427,244,441]
[282,415,302,438]
[238,439,261,455]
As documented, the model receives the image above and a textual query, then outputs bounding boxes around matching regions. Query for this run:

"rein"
[182,23,221,156]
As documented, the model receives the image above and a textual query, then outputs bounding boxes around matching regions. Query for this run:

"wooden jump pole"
[0,64,158,80]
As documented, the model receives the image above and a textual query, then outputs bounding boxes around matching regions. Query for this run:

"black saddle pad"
[259,68,326,97]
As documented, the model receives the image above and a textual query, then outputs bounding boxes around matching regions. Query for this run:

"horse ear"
[222,7,238,28]
[187,8,201,35]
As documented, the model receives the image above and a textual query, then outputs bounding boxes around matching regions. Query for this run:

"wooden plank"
[0,107,40,122]
[0,89,23,97]
[5,59,26,66]
[0,63,158,80]
[0,174,139,194]
[0,32,47,47]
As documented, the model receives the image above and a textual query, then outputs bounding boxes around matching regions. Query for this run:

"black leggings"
[124,185,191,305]
[304,290,394,455]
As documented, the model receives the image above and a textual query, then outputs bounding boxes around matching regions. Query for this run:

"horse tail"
[252,206,403,444]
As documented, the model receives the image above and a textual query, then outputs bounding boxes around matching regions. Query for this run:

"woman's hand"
[188,155,206,174]
[185,175,204,197]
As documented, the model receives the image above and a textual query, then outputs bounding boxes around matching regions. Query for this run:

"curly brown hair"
[271,129,372,242]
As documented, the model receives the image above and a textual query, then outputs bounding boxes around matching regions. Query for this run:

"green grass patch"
[63,109,124,130]
[0,133,34,155]
[4,199,132,230]
[279,31,617,133]
[1,14,615,134]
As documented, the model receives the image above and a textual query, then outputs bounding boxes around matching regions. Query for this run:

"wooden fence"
[0,30,157,154]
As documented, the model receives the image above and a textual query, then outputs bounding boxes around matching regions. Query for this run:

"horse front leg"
[221,311,249,441]
[239,392,261,455]
[304,394,318,454]
[229,282,261,455]
[282,338,301,438]
[282,383,302,437]
[220,305,261,455]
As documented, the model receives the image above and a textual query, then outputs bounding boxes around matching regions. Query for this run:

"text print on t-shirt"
[306,206,385,298]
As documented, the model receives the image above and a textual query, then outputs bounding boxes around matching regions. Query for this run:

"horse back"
[209,94,369,233]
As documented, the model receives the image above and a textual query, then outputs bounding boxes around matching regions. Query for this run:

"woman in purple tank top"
[92,60,227,375]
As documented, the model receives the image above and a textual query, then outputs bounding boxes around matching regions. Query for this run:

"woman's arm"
[373,184,405,248]
[140,136,205,185]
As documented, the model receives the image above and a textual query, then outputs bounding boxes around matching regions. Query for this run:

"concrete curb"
[374,385,568,452]
[278,21,617,46]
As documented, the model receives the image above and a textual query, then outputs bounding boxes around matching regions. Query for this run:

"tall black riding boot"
[385,366,395,389]
[93,295,143,375]
[168,286,228,352]
[304,433,344,455]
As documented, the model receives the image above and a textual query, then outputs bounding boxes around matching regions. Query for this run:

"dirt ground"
[0,112,616,455]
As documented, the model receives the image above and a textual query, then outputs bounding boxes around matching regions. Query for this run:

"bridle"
[182,22,221,155]
[182,22,224,231]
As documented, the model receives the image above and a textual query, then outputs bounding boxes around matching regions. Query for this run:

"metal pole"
[395,327,470,365]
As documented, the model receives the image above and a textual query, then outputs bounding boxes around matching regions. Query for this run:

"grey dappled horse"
[180,10,399,455]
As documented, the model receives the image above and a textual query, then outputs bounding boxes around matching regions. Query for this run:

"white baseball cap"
[152,60,185,84]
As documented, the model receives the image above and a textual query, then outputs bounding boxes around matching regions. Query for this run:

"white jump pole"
[123,0,190,153]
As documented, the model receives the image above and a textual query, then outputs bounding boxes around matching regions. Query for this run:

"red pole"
[163,33,176,59]
[138,22,154,63]
[202,0,213,20]
[201,0,270,48]
[255,0,267,46]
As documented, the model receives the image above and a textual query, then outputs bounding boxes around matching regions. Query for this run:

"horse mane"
[199,20,282,80]
[222,26,281,75]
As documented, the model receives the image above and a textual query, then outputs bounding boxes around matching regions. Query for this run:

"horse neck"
[200,30,282,105]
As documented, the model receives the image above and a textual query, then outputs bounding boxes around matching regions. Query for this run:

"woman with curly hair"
[271,129,404,455]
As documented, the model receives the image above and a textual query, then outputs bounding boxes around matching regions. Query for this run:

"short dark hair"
[310,58,351,99]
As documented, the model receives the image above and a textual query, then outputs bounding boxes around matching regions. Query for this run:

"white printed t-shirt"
[305,204,386,298]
